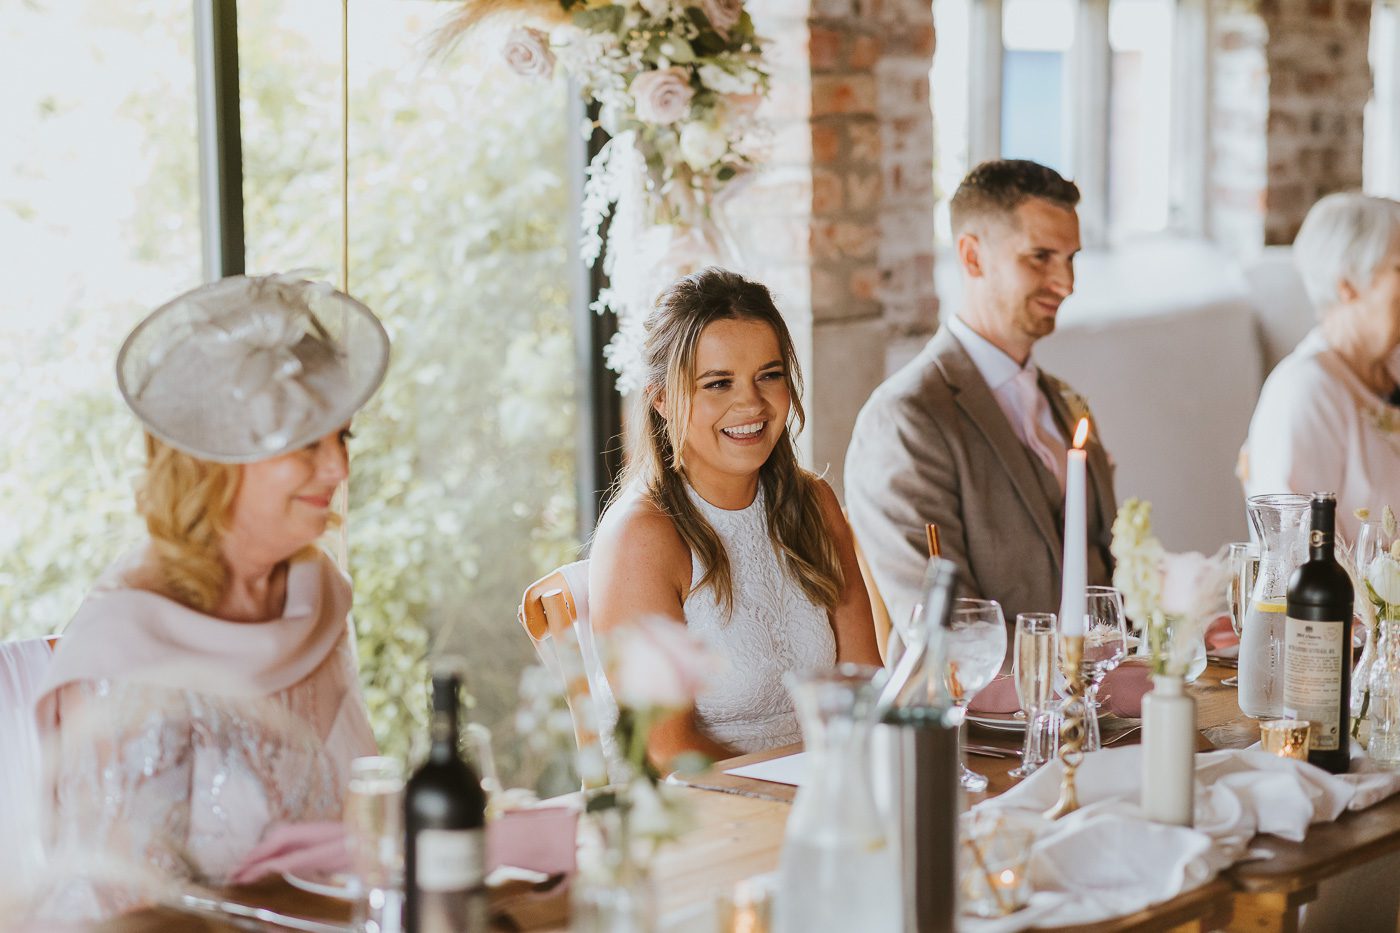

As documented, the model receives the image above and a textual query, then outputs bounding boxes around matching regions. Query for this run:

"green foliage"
[1,0,581,787]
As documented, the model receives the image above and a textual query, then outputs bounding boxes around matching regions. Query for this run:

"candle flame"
[1072,417,1089,449]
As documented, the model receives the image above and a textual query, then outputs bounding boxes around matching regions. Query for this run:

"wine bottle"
[404,671,488,933]
[1284,493,1354,774]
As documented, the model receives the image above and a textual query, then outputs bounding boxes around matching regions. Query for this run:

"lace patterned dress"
[685,486,837,753]
[34,547,377,918]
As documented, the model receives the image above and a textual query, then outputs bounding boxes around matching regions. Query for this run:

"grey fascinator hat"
[117,273,390,463]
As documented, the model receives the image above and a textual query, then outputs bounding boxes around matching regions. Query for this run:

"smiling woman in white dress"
[1243,193,1400,543]
[590,267,881,768]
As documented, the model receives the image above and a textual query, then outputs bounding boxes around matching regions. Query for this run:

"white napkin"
[964,745,1400,931]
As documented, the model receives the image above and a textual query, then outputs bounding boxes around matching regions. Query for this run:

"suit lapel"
[931,330,1064,566]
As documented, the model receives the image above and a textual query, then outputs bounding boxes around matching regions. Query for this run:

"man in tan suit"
[845,159,1116,630]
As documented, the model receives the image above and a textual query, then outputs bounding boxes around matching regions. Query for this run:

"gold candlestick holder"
[1044,633,1086,820]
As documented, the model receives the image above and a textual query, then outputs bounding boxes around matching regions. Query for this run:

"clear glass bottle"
[776,665,900,933]
[1368,619,1400,768]
[1239,494,1311,718]
[1350,519,1392,730]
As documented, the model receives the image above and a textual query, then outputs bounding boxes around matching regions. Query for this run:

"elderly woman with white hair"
[1243,192,1400,541]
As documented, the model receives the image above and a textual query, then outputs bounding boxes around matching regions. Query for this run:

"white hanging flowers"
[435,0,769,391]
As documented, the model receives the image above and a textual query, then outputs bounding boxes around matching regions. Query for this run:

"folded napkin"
[968,744,1400,931]
[1205,615,1239,657]
[229,821,348,887]
[967,663,1153,718]
[231,805,581,887]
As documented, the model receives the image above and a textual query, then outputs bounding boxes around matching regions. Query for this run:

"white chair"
[0,637,57,885]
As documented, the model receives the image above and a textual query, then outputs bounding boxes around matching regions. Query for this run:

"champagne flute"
[946,598,1009,791]
[1224,542,1259,687]
[1010,613,1057,778]
[1082,587,1129,752]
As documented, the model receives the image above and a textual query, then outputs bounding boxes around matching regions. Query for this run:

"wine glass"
[946,598,1009,791]
[1010,612,1057,778]
[1223,542,1259,688]
[1081,587,1129,752]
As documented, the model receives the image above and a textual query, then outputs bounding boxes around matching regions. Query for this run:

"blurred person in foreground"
[590,267,881,769]
[1242,192,1400,543]
[32,274,389,917]
[845,159,1116,629]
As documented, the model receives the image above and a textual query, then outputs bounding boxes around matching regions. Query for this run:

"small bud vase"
[1140,674,1195,826]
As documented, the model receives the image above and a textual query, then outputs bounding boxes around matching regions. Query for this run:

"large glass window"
[0,1,200,638]
[1001,0,1075,175]
[1365,0,1399,199]
[1107,0,1174,237]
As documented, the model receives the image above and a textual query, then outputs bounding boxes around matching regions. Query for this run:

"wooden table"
[99,662,1400,931]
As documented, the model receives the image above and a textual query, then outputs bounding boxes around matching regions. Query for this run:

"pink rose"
[630,67,695,125]
[700,0,743,39]
[1159,551,1229,621]
[502,27,554,79]
[609,615,722,710]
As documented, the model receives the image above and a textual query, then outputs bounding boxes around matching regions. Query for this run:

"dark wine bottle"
[1284,492,1354,774]
[404,671,488,933]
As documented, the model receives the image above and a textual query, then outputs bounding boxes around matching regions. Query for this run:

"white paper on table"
[723,751,808,786]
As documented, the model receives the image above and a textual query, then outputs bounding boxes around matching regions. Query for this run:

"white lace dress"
[685,486,837,753]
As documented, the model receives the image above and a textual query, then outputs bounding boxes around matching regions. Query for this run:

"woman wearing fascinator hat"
[32,274,390,917]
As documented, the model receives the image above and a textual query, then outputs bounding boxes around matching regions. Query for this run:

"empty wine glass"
[1081,587,1129,752]
[946,598,1009,791]
[1010,613,1057,778]
[1223,542,1259,688]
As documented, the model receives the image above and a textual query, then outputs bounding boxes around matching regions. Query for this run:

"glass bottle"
[1350,519,1392,729]
[1239,494,1311,718]
[776,665,900,933]
[1367,619,1400,768]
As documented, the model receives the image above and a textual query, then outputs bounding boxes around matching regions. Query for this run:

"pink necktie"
[1012,369,1067,492]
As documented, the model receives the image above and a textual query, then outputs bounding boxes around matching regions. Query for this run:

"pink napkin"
[487,806,578,877]
[232,808,580,887]
[967,674,1019,714]
[1097,661,1152,718]
[1205,614,1239,653]
[230,821,349,886]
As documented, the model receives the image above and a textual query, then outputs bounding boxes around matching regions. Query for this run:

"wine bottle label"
[1283,616,1345,752]
[415,828,484,893]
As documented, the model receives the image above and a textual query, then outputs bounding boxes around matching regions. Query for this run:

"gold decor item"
[1044,634,1086,820]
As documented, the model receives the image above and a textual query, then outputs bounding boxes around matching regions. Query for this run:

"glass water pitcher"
[776,665,900,933]
[1238,494,1311,718]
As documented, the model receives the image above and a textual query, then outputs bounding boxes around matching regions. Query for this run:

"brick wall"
[1210,0,1374,250]
[736,0,936,491]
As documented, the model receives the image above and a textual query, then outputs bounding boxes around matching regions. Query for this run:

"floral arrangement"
[435,0,770,391]
[1110,499,1230,677]
[591,614,722,848]
[1350,507,1400,737]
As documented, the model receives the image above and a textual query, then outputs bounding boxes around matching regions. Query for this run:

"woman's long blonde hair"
[135,434,242,612]
[616,267,843,614]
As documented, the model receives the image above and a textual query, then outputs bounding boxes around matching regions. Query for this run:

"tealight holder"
[715,878,772,933]
[957,809,1042,917]
[1260,718,1311,761]
[1044,634,1087,820]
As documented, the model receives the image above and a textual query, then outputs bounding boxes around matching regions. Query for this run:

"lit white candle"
[1058,418,1090,637]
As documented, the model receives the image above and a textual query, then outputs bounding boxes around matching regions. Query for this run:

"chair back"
[517,560,618,788]
[0,637,57,884]
[851,521,942,664]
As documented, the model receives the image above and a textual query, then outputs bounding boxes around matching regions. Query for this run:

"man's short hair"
[949,159,1081,236]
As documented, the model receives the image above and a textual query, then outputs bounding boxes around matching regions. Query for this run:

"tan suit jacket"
[844,326,1116,628]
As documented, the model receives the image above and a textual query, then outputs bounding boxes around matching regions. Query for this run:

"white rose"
[502,27,554,79]
[700,0,743,39]
[698,63,757,96]
[608,614,723,710]
[630,67,695,125]
[1368,554,1400,606]
[638,0,673,18]
[678,121,729,169]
